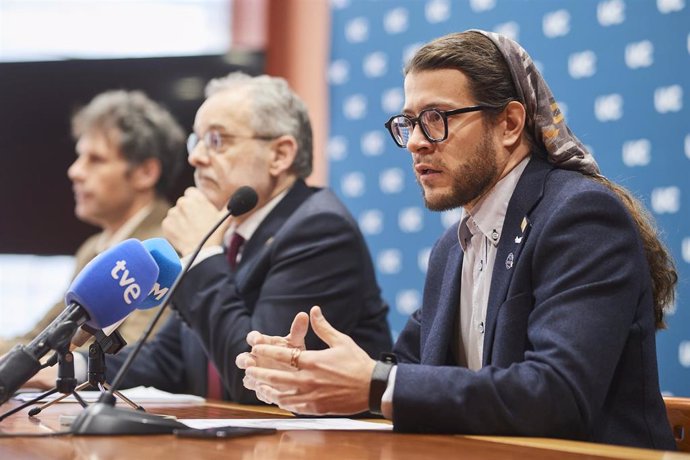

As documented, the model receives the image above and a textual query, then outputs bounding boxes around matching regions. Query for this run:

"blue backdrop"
[327,0,689,396]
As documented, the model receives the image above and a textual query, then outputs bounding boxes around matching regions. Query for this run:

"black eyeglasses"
[187,130,276,156]
[384,105,496,148]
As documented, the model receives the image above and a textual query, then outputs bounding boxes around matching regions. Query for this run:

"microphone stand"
[70,189,257,435]
[0,322,86,421]
[27,330,144,416]
[54,341,89,410]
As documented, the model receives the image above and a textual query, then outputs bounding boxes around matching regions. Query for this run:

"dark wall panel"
[0,54,263,254]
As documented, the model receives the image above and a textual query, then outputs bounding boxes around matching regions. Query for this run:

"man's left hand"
[162,187,230,256]
[242,306,375,415]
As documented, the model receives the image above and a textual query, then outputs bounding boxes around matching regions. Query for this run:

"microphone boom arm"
[103,207,232,399]
[70,186,258,435]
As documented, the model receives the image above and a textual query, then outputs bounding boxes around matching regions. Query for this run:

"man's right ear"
[500,100,527,149]
[268,135,298,177]
[130,157,162,191]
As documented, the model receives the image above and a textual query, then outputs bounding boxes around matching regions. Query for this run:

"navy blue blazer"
[392,154,675,450]
[106,180,392,403]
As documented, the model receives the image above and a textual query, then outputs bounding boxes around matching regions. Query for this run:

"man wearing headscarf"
[237,30,677,450]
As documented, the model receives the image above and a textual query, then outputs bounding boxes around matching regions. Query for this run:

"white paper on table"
[13,386,205,404]
[182,418,393,431]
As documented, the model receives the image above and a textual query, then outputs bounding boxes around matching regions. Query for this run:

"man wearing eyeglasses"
[77,72,392,403]
[238,31,677,450]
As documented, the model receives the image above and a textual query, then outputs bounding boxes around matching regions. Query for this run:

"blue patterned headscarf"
[472,30,601,176]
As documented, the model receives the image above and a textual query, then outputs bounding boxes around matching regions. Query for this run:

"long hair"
[406,31,677,328]
[589,175,677,328]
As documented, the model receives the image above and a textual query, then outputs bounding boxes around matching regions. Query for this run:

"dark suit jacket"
[392,154,675,450]
[106,180,392,403]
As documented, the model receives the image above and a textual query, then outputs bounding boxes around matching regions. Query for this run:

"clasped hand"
[236,306,376,415]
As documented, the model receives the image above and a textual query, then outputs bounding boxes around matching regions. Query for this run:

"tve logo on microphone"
[65,238,158,328]
[111,260,143,304]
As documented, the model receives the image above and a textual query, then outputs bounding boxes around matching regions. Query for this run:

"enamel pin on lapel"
[507,217,528,269]
[514,217,528,244]
[505,252,514,269]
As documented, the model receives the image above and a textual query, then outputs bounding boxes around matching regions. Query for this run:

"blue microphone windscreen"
[65,239,159,328]
[139,238,182,309]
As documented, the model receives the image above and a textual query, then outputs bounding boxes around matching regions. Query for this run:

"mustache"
[412,153,444,167]
[413,159,445,171]
[194,172,217,184]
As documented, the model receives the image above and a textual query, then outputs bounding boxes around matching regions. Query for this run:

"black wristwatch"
[368,352,397,416]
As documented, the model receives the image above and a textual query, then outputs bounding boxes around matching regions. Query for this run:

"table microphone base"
[70,401,187,435]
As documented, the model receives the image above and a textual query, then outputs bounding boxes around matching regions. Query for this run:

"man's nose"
[406,123,433,155]
[67,157,84,180]
[187,142,211,167]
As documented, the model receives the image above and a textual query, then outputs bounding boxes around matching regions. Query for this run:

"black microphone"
[69,186,259,436]
[0,307,85,406]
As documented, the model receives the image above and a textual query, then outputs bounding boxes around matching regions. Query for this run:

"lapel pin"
[520,217,528,234]
[505,252,514,270]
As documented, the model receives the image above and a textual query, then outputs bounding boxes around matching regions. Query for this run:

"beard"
[419,130,500,212]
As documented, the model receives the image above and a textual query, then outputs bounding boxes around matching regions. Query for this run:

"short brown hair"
[72,90,185,195]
